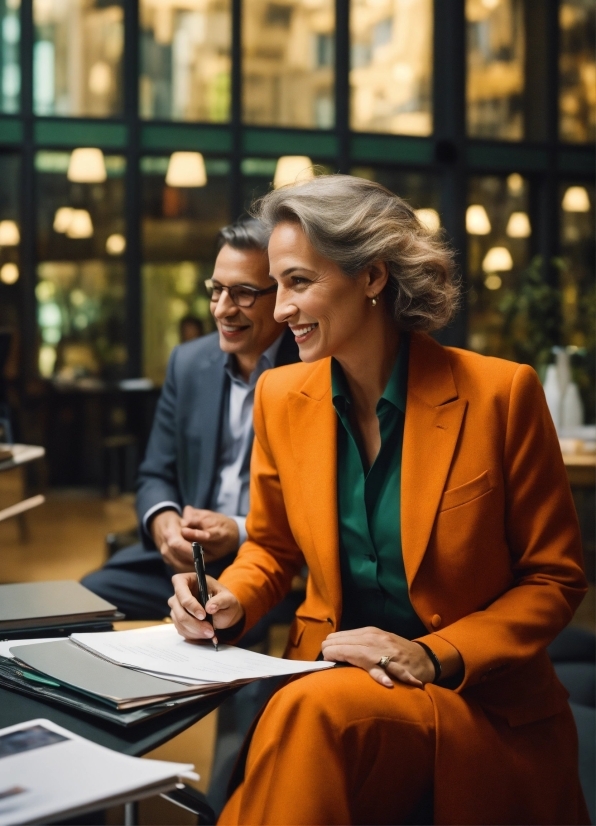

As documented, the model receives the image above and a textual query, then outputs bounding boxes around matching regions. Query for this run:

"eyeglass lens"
[207,283,258,308]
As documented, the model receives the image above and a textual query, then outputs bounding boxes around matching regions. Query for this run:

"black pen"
[191,542,218,651]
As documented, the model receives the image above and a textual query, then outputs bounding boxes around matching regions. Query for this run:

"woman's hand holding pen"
[168,573,244,643]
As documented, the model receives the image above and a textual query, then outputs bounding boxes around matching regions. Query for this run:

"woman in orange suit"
[169,175,588,825]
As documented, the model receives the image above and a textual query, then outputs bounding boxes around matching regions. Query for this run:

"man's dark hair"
[215,217,268,254]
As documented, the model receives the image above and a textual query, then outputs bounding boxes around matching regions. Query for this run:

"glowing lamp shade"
[0,263,19,284]
[562,186,590,213]
[507,173,524,194]
[65,209,93,239]
[482,246,513,272]
[67,148,107,183]
[53,207,75,233]
[466,204,492,235]
[106,233,126,255]
[415,208,441,233]
[0,220,20,245]
[165,152,207,187]
[506,212,531,238]
[273,156,314,189]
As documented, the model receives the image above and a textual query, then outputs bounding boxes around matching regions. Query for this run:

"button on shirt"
[332,333,427,639]
[208,334,284,544]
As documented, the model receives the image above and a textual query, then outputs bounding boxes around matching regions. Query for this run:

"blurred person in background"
[179,314,204,343]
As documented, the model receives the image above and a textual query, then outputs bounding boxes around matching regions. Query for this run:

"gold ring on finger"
[377,655,392,670]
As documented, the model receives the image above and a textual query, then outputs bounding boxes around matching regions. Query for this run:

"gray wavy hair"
[253,174,459,331]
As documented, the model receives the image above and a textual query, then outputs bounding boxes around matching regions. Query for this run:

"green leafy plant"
[498,255,563,374]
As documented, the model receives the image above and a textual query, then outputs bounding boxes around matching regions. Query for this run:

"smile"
[220,324,249,336]
[290,323,318,343]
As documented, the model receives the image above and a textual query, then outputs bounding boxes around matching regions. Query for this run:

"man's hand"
[321,627,438,689]
[168,573,245,644]
[150,510,194,573]
[180,506,240,561]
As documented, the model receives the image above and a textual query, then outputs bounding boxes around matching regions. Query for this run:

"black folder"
[0,656,208,727]
[0,581,121,632]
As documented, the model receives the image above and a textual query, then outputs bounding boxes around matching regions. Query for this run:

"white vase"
[561,382,584,428]
[543,364,561,431]
[555,349,571,401]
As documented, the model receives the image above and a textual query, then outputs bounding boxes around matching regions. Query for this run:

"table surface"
[562,452,596,467]
[0,444,45,472]
[0,683,233,756]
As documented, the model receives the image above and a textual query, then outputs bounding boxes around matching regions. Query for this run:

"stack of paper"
[70,624,335,686]
[0,718,196,826]
[1,626,334,721]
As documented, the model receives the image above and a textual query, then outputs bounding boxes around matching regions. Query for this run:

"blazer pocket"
[439,470,493,512]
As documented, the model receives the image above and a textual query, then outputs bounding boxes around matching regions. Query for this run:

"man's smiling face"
[210,244,285,365]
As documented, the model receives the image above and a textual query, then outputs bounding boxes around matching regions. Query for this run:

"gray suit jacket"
[136,329,299,553]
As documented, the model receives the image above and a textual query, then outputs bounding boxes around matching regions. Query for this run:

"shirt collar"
[225,331,285,389]
[331,332,409,414]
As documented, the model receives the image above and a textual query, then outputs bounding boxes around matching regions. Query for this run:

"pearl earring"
[371,295,377,307]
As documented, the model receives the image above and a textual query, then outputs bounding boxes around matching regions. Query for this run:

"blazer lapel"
[288,359,342,623]
[401,333,467,585]
[183,347,227,507]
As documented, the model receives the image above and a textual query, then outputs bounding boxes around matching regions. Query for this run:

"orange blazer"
[220,332,588,825]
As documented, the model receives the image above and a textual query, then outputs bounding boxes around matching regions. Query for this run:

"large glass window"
[466,0,525,140]
[559,0,596,143]
[351,166,440,222]
[466,173,531,357]
[139,0,231,122]
[1,0,20,113]
[33,0,124,117]
[350,0,433,136]
[0,154,21,388]
[35,150,127,380]
[141,155,230,384]
[560,182,595,421]
[242,0,335,128]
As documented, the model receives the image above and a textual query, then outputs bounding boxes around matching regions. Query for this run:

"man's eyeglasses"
[205,279,277,308]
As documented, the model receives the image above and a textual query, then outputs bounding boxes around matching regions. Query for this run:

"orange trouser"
[218,667,436,826]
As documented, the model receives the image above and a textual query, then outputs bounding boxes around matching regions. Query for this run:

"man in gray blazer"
[82,217,299,621]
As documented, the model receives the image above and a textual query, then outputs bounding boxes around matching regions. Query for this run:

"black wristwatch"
[414,641,442,683]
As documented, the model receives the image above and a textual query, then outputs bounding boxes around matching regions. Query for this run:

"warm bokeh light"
[466,204,492,235]
[106,233,126,255]
[507,173,524,194]
[165,152,207,187]
[65,209,94,238]
[562,185,591,212]
[53,207,75,233]
[506,211,531,238]
[67,148,107,183]
[0,220,20,245]
[484,274,503,290]
[0,262,19,284]
[273,156,314,189]
[482,246,513,272]
[415,208,441,233]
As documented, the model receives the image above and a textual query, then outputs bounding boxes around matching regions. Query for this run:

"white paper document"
[71,624,335,685]
[0,718,197,826]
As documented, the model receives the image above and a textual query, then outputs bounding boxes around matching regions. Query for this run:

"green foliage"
[498,256,563,373]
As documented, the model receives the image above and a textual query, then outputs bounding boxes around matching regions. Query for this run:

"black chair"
[549,625,596,824]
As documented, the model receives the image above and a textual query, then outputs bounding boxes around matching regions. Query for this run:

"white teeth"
[293,324,317,337]
[222,325,244,332]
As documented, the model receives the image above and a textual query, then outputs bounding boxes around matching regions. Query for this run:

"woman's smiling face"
[269,221,379,363]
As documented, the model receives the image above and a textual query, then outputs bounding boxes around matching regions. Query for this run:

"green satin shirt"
[332,334,427,639]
